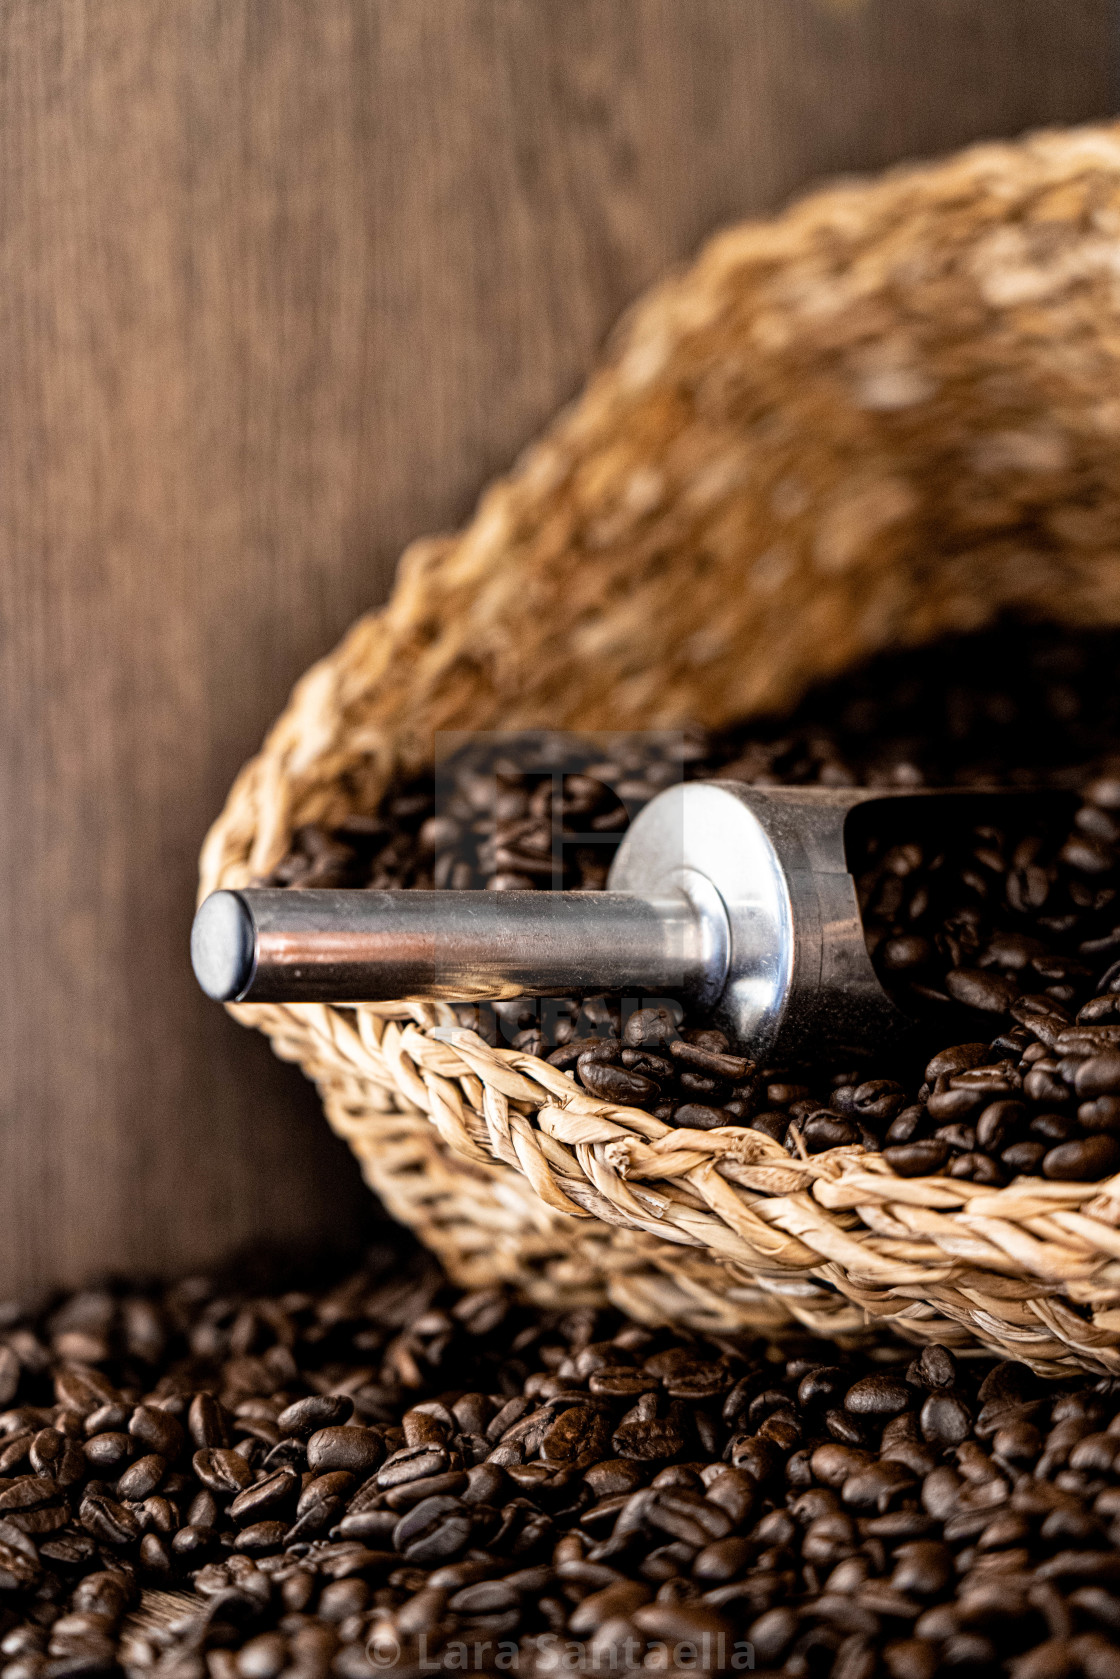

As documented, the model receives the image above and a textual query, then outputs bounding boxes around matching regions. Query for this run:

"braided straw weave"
[202,123,1120,1375]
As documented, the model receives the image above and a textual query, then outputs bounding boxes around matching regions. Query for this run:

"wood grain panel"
[0,0,1114,1292]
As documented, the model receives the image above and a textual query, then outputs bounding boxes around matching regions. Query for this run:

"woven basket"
[201,123,1120,1376]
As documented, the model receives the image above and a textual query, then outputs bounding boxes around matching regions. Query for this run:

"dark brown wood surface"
[0,0,1115,1295]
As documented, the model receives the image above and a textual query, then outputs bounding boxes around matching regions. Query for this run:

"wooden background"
[1,0,1116,1296]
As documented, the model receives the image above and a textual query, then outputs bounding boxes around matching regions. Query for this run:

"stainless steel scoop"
[191,783,1021,1060]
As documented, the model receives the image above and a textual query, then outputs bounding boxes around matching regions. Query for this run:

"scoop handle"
[191,885,713,1005]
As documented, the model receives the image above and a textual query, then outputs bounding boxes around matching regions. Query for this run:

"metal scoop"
[191,783,1016,1059]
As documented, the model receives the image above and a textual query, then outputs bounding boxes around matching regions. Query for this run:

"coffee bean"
[29,1430,84,1489]
[1002,1139,1048,1173]
[79,1493,140,1547]
[935,1123,977,1152]
[296,1470,355,1520]
[116,1454,165,1501]
[667,1040,751,1081]
[976,1099,1025,1151]
[392,1495,472,1564]
[228,1468,299,1526]
[276,1395,354,1439]
[883,1140,950,1177]
[611,1414,686,1462]
[852,1080,906,1122]
[568,1580,651,1633]
[1075,1054,1120,1098]
[631,1600,733,1646]
[926,1044,990,1080]
[128,1406,185,1461]
[305,1426,383,1476]
[1078,1095,1120,1132]
[547,1039,620,1071]
[803,1113,861,1152]
[384,1468,469,1509]
[186,1392,232,1450]
[83,1432,131,1471]
[676,1067,724,1097]
[842,1460,917,1512]
[885,1105,925,1144]
[620,1049,673,1078]
[192,1448,254,1496]
[622,1008,679,1049]
[917,1345,956,1388]
[845,1376,912,1417]
[577,1059,660,1105]
[53,1368,120,1418]
[886,1537,953,1598]
[946,969,1019,1013]
[1043,1136,1120,1179]
[920,1392,972,1446]
[664,1102,728,1131]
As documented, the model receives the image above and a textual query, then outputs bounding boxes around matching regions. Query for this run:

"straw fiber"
[201,124,1120,1373]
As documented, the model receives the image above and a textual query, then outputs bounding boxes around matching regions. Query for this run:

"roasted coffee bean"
[0,1475,59,1511]
[882,1140,950,1177]
[852,1080,906,1122]
[392,1495,472,1564]
[379,1442,451,1487]
[84,1400,130,1435]
[946,969,1019,1013]
[29,1430,84,1489]
[1043,1135,1120,1179]
[192,1447,254,1496]
[623,1008,680,1049]
[547,1039,620,1070]
[676,1066,724,1097]
[1003,1139,1048,1174]
[577,1058,659,1105]
[276,1394,354,1438]
[918,1345,957,1388]
[885,1105,925,1144]
[116,1453,165,1501]
[845,1376,912,1417]
[620,1048,673,1078]
[83,1432,131,1471]
[920,1391,972,1446]
[935,1122,977,1152]
[667,1040,751,1081]
[949,1151,1006,1185]
[79,1492,140,1546]
[1079,1095,1120,1132]
[927,1085,984,1122]
[925,1044,990,1081]
[229,1468,299,1526]
[748,1109,789,1142]
[295,1469,355,1520]
[1075,1054,1120,1097]
[54,1367,119,1418]
[803,1113,860,1152]
[976,1099,1025,1151]
[612,1413,685,1462]
[305,1426,383,1476]
[1030,1111,1079,1143]
[128,1405,185,1461]
[672,1103,731,1130]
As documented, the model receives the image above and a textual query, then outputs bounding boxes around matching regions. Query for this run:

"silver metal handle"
[191,885,721,1007]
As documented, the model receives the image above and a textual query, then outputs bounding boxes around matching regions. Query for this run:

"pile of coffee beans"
[4,1250,1120,1678]
[262,625,1120,1185]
